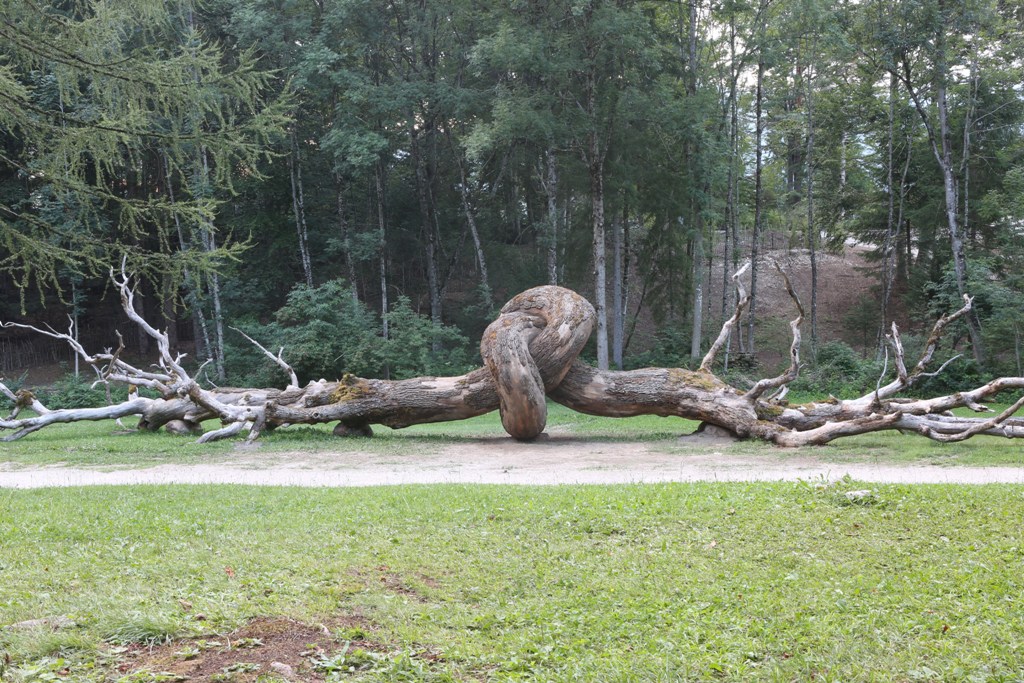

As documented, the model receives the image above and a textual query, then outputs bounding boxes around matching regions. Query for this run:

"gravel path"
[2,436,1023,488]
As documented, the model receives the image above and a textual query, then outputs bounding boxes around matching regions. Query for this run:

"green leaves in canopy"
[0,0,289,294]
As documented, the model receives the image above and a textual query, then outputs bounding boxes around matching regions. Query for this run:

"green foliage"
[842,297,881,357]
[623,328,693,370]
[790,341,881,397]
[915,355,990,397]
[381,297,473,380]
[0,0,289,294]
[225,280,471,385]
[34,374,109,410]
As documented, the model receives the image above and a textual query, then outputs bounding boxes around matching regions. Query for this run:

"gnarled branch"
[700,261,751,373]
[744,261,804,401]
[230,326,299,389]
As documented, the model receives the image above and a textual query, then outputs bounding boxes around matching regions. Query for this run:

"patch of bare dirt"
[352,566,441,603]
[2,436,1023,487]
[120,616,376,682]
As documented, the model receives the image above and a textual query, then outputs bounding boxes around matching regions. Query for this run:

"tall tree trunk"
[197,147,225,382]
[690,213,704,361]
[374,163,389,344]
[180,7,222,380]
[409,126,443,339]
[334,173,359,303]
[805,57,818,358]
[289,131,314,288]
[935,43,984,365]
[961,52,978,240]
[685,0,704,362]
[879,73,899,355]
[203,232,226,383]
[454,151,491,302]
[589,138,609,371]
[895,6,984,366]
[747,49,765,359]
[166,153,212,369]
[840,133,847,203]
[541,148,559,286]
[722,16,738,323]
[612,213,625,370]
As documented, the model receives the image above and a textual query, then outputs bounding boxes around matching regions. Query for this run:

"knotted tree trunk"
[4,263,1024,446]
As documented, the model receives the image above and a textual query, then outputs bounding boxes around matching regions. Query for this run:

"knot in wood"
[480,286,596,440]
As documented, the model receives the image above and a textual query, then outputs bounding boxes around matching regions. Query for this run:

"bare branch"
[853,296,972,406]
[873,344,890,407]
[909,294,973,379]
[700,261,751,373]
[744,261,804,401]
[918,354,963,381]
[230,326,299,388]
[919,394,1024,442]
[2,319,97,369]
[112,261,265,432]
[196,421,249,444]
[0,316,175,396]
[771,411,903,447]
[1,398,151,441]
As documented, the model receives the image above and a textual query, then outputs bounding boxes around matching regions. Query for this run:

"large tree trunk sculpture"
[3,262,1024,447]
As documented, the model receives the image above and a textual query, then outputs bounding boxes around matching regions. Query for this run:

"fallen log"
[3,262,1024,446]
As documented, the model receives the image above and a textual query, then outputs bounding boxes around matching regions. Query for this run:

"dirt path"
[2,436,1023,488]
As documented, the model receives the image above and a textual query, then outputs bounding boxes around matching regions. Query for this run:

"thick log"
[550,361,762,436]
[266,371,499,430]
[5,271,1024,447]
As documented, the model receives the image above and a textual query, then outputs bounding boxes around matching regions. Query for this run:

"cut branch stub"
[480,286,596,440]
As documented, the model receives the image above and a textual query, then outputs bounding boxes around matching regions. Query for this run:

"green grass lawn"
[2,402,1023,469]
[1,483,1023,681]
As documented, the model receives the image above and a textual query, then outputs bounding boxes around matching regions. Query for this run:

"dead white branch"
[230,326,299,388]
[745,262,803,401]
[701,261,751,373]
[854,296,973,405]
[1,398,152,441]
[113,262,265,432]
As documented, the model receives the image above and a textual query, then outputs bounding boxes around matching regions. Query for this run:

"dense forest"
[2,0,1023,394]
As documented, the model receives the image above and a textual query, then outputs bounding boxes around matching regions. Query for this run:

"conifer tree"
[0,0,288,297]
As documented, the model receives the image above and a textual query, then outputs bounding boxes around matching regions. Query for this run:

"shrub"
[225,280,472,385]
[624,328,693,370]
[790,341,881,398]
[381,296,473,379]
[35,374,110,409]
